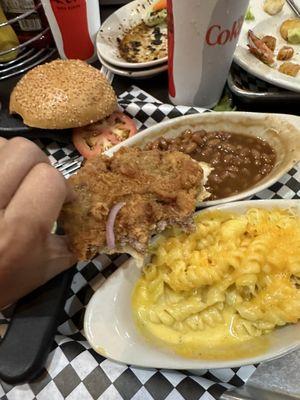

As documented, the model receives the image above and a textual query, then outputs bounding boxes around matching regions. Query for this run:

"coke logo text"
[205,16,244,46]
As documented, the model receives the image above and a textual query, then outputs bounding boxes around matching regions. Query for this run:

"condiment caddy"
[0,0,56,80]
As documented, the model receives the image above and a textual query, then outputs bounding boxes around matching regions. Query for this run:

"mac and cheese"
[132,208,300,359]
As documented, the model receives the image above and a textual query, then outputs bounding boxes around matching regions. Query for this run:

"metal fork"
[286,0,300,17]
[52,155,83,178]
[101,64,114,84]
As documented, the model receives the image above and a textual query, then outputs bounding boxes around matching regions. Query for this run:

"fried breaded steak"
[60,147,204,261]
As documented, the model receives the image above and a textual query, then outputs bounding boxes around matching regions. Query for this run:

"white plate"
[85,199,300,369]
[98,51,168,78]
[234,0,300,92]
[96,0,168,69]
[105,111,300,207]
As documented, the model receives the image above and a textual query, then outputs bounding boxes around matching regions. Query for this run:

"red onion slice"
[106,202,126,249]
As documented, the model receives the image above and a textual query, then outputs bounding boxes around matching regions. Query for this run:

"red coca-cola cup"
[167,0,249,108]
[41,0,101,63]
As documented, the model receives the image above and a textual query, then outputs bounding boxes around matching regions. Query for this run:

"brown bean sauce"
[146,129,276,200]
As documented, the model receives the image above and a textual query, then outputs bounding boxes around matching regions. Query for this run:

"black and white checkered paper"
[1,86,299,400]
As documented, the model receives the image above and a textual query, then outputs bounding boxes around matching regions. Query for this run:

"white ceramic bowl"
[96,0,168,69]
[98,51,168,79]
[84,199,300,369]
[106,111,300,207]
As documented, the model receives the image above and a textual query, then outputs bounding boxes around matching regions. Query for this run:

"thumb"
[43,234,77,282]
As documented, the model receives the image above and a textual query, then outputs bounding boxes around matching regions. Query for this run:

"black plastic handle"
[0,267,74,384]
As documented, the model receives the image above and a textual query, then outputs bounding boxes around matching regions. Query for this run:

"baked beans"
[146,129,276,200]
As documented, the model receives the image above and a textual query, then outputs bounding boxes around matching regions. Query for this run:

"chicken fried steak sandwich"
[60,147,209,261]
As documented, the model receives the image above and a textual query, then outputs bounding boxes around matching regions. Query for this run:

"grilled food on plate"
[247,29,300,77]
[280,19,300,44]
[263,0,285,16]
[248,30,275,65]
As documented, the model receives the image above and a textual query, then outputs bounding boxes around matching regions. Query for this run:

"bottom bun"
[95,245,146,268]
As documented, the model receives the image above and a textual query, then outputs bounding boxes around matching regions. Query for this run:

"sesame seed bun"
[9,59,118,129]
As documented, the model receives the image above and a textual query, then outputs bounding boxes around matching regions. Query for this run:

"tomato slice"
[72,111,137,159]
[107,112,137,141]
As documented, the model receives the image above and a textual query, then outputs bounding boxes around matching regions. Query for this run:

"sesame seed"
[10,59,117,129]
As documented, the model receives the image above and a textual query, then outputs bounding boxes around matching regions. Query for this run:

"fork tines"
[53,155,83,177]
[286,0,300,17]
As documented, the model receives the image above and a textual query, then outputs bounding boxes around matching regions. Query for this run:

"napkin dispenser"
[221,348,300,400]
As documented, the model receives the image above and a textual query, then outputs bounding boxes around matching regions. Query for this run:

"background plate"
[234,0,300,92]
[96,0,168,69]
[98,51,168,78]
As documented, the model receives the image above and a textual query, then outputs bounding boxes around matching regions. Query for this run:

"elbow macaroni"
[132,208,300,359]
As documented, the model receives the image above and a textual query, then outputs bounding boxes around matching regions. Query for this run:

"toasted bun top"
[9,59,117,129]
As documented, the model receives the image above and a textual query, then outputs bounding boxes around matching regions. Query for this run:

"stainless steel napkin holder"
[221,349,300,400]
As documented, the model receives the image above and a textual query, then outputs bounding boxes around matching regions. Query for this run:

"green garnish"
[287,28,300,44]
[245,7,255,21]
[144,9,167,27]
[213,95,236,112]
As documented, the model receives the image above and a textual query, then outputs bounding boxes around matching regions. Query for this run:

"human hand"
[0,137,76,309]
